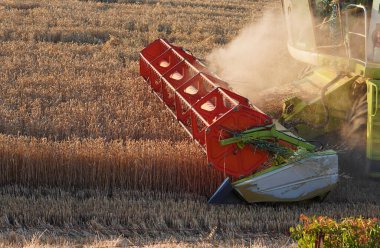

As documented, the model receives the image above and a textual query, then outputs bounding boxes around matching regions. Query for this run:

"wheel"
[345,93,367,141]
[341,92,367,175]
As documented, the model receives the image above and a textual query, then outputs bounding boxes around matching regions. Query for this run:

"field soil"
[0,0,379,247]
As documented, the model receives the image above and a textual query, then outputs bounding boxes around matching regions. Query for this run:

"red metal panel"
[139,39,273,177]
[205,105,272,177]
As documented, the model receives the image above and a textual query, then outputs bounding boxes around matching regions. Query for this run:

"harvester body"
[139,39,339,203]
[281,0,380,178]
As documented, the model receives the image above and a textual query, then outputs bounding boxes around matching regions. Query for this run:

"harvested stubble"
[0,234,290,248]
[0,181,378,245]
[0,134,223,196]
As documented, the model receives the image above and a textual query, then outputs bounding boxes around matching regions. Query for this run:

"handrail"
[345,4,368,65]
[370,82,379,117]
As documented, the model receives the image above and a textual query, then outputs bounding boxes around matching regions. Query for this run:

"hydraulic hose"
[315,72,344,129]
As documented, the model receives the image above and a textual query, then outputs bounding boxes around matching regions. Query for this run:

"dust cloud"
[206,11,304,102]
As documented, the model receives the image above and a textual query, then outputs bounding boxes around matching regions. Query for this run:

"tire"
[345,93,367,140]
[341,93,367,175]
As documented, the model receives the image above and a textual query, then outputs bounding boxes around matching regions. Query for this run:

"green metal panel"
[366,80,380,160]
[280,68,356,139]
[219,124,316,151]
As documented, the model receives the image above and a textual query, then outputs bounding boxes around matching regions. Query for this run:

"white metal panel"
[368,0,380,61]
[283,0,316,51]
[233,153,339,203]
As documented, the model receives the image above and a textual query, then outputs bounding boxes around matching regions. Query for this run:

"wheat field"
[0,0,379,247]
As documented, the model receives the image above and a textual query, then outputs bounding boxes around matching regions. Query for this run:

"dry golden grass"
[0,0,379,246]
[0,134,223,195]
[0,180,378,246]
[0,235,295,248]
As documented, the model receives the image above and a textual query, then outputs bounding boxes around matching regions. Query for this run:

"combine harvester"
[139,39,338,204]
